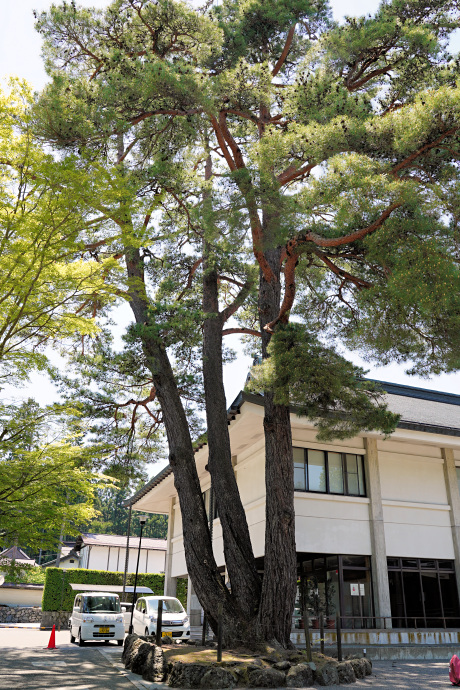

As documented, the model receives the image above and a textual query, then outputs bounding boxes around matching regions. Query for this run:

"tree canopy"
[12,0,460,647]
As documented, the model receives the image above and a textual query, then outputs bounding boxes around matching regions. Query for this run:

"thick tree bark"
[201,151,261,635]
[202,247,262,619]
[256,244,297,646]
[125,243,260,644]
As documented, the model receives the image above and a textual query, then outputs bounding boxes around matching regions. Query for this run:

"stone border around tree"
[122,634,373,687]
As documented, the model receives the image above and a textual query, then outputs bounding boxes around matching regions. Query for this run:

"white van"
[69,592,125,646]
[132,596,190,640]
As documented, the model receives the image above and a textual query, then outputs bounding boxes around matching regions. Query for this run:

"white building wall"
[377,439,453,559]
[82,545,165,573]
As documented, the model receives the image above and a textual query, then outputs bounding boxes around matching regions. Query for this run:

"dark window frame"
[294,447,366,498]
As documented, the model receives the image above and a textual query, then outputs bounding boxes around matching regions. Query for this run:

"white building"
[75,533,167,574]
[126,381,460,631]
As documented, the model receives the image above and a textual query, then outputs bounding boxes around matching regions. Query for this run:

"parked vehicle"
[69,592,125,646]
[120,601,133,633]
[132,595,190,640]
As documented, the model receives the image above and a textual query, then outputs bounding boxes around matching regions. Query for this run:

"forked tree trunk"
[202,250,262,622]
[126,244,261,644]
[256,245,297,646]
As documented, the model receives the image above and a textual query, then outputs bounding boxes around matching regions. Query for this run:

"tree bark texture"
[256,245,297,646]
[202,248,262,622]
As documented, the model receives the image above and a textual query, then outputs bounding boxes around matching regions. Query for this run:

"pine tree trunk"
[202,250,262,621]
[126,244,261,645]
[256,245,297,646]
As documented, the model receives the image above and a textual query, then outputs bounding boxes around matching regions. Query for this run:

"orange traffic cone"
[45,624,57,650]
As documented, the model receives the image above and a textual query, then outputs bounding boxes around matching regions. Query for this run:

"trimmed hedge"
[42,567,187,612]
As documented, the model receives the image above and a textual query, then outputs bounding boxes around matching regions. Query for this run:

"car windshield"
[148,598,184,614]
[82,595,121,613]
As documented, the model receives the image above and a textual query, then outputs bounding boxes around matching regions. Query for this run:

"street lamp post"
[129,514,148,635]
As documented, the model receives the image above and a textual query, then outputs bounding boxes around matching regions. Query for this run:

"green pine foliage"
[247,323,399,440]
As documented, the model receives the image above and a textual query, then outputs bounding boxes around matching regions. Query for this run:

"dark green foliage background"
[42,567,187,612]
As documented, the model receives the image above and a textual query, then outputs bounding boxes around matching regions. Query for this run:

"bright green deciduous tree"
[0,399,108,551]
[0,79,119,385]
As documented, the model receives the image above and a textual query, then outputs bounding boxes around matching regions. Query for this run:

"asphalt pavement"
[0,628,456,688]
[0,628,144,689]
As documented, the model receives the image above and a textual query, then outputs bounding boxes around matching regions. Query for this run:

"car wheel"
[117,638,124,646]
[78,629,85,646]
[70,630,76,644]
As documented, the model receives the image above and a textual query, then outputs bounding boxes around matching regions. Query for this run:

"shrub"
[42,567,187,611]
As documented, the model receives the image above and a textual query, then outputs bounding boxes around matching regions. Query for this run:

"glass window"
[346,454,360,495]
[328,452,344,493]
[202,488,217,520]
[308,450,326,492]
[402,559,418,569]
[439,560,454,571]
[83,595,121,613]
[293,448,306,490]
[293,448,366,497]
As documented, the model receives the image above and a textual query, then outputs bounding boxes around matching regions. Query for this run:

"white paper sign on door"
[350,583,359,596]
[359,583,365,595]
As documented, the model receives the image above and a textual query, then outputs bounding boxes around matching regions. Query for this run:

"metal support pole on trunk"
[303,606,312,661]
[217,604,223,662]
[336,614,342,662]
[129,515,147,634]
[155,600,163,646]
[320,613,325,655]
[201,613,207,646]
[122,505,132,599]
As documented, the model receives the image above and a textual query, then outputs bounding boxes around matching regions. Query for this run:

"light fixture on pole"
[129,514,149,635]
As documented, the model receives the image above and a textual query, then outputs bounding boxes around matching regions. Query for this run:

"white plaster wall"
[377,440,453,559]
[295,493,372,555]
[83,545,165,573]
[379,452,447,504]
[171,536,187,578]
[383,503,454,559]
[0,587,43,607]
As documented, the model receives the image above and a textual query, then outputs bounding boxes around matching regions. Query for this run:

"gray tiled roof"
[125,380,460,507]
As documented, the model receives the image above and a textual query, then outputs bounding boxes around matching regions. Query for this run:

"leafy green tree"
[33,0,460,648]
[0,80,118,385]
[0,399,108,551]
[85,484,168,539]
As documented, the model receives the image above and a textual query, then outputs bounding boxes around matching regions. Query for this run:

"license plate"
[99,627,110,634]
[161,631,171,637]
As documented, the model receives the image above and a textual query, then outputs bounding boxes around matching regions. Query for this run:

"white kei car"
[69,592,125,646]
[132,595,190,641]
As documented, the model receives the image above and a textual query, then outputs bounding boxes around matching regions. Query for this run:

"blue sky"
[1,0,459,404]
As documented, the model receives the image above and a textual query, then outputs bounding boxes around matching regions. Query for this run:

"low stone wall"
[41,610,71,629]
[0,606,42,623]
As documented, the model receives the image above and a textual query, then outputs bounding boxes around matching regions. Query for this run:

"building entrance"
[388,558,460,628]
[298,554,373,629]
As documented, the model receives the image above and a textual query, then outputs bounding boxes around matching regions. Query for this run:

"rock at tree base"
[337,662,356,684]
[274,661,291,671]
[168,662,210,688]
[248,667,286,687]
[286,662,313,687]
[199,667,237,688]
[349,658,371,679]
[313,661,339,686]
[123,635,145,669]
[142,646,167,682]
[361,658,372,676]
[131,643,153,675]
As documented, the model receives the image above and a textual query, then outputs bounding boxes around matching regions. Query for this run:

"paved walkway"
[0,628,455,687]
